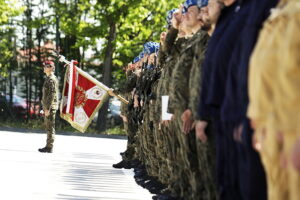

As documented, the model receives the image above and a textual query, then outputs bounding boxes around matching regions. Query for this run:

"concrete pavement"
[0,129,153,200]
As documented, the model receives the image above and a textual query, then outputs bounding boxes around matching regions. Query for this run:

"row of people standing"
[113,0,300,199]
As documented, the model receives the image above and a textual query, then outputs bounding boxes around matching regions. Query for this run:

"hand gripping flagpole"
[52,51,129,105]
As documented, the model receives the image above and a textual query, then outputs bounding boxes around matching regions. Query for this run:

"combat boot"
[152,194,178,200]
[38,147,53,153]
[112,160,131,169]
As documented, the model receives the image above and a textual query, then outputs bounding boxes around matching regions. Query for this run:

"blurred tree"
[0,0,24,117]
[0,0,23,77]
[91,0,181,132]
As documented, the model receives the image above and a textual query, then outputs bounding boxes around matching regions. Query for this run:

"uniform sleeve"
[43,79,56,110]
[120,101,128,115]
[158,48,167,67]
[168,46,193,114]
[189,35,209,120]
[163,27,179,55]
[116,73,137,95]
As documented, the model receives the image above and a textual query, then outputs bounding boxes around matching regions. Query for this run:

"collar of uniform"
[184,34,193,39]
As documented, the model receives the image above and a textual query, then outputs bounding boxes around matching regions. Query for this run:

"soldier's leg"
[122,120,137,161]
[174,115,196,199]
[45,110,56,149]
[195,121,217,200]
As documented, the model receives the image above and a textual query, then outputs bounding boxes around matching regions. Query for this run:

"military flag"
[59,58,110,132]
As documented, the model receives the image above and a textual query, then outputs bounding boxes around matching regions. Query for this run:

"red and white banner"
[60,60,110,132]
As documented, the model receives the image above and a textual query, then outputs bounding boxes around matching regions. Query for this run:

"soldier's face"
[184,6,202,28]
[148,53,155,65]
[43,66,53,74]
[181,14,193,34]
[130,63,136,70]
[205,0,223,25]
[171,9,183,28]
[160,32,167,43]
[143,55,148,63]
[127,63,132,70]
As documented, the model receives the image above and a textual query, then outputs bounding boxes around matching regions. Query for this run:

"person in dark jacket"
[220,1,279,199]
[196,0,253,199]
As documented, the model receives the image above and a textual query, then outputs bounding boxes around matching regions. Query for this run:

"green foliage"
[0,0,24,77]
[0,0,23,24]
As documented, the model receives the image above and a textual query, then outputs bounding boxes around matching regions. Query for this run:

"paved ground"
[0,129,153,200]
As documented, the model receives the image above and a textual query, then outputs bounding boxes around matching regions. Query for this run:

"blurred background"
[0,0,181,135]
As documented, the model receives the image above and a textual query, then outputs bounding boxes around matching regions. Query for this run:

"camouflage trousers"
[44,109,56,149]
[122,116,138,161]
[172,112,201,200]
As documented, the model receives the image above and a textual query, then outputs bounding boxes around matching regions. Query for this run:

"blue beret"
[143,42,160,55]
[183,0,197,13]
[139,51,144,59]
[166,8,178,29]
[153,42,160,54]
[197,0,209,8]
[133,55,140,64]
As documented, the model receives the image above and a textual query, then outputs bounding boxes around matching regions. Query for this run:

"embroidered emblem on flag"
[60,61,110,132]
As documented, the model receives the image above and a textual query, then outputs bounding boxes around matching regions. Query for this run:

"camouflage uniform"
[189,32,217,199]
[117,70,138,162]
[168,30,210,200]
[42,73,59,149]
[153,27,187,190]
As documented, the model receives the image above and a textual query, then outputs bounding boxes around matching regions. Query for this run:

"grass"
[0,118,126,136]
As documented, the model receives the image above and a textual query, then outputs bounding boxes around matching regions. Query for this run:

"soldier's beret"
[154,42,160,54]
[143,42,160,55]
[197,0,209,8]
[166,8,178,29]
[183,0,197,13]
[183,0,208,13]
[43,60,55,68]
[133,55,140,64]
[139,51,144,59]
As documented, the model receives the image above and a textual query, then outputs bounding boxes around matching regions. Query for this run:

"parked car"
[93,98,122,127]
[0,94,39,119]
[107,98,122,127]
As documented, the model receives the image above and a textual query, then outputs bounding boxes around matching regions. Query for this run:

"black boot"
[112,160,131,169]
[38,147,53,153]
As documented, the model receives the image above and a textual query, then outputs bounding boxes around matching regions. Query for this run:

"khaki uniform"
[42,73,59,149]
[248,1,300,199]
